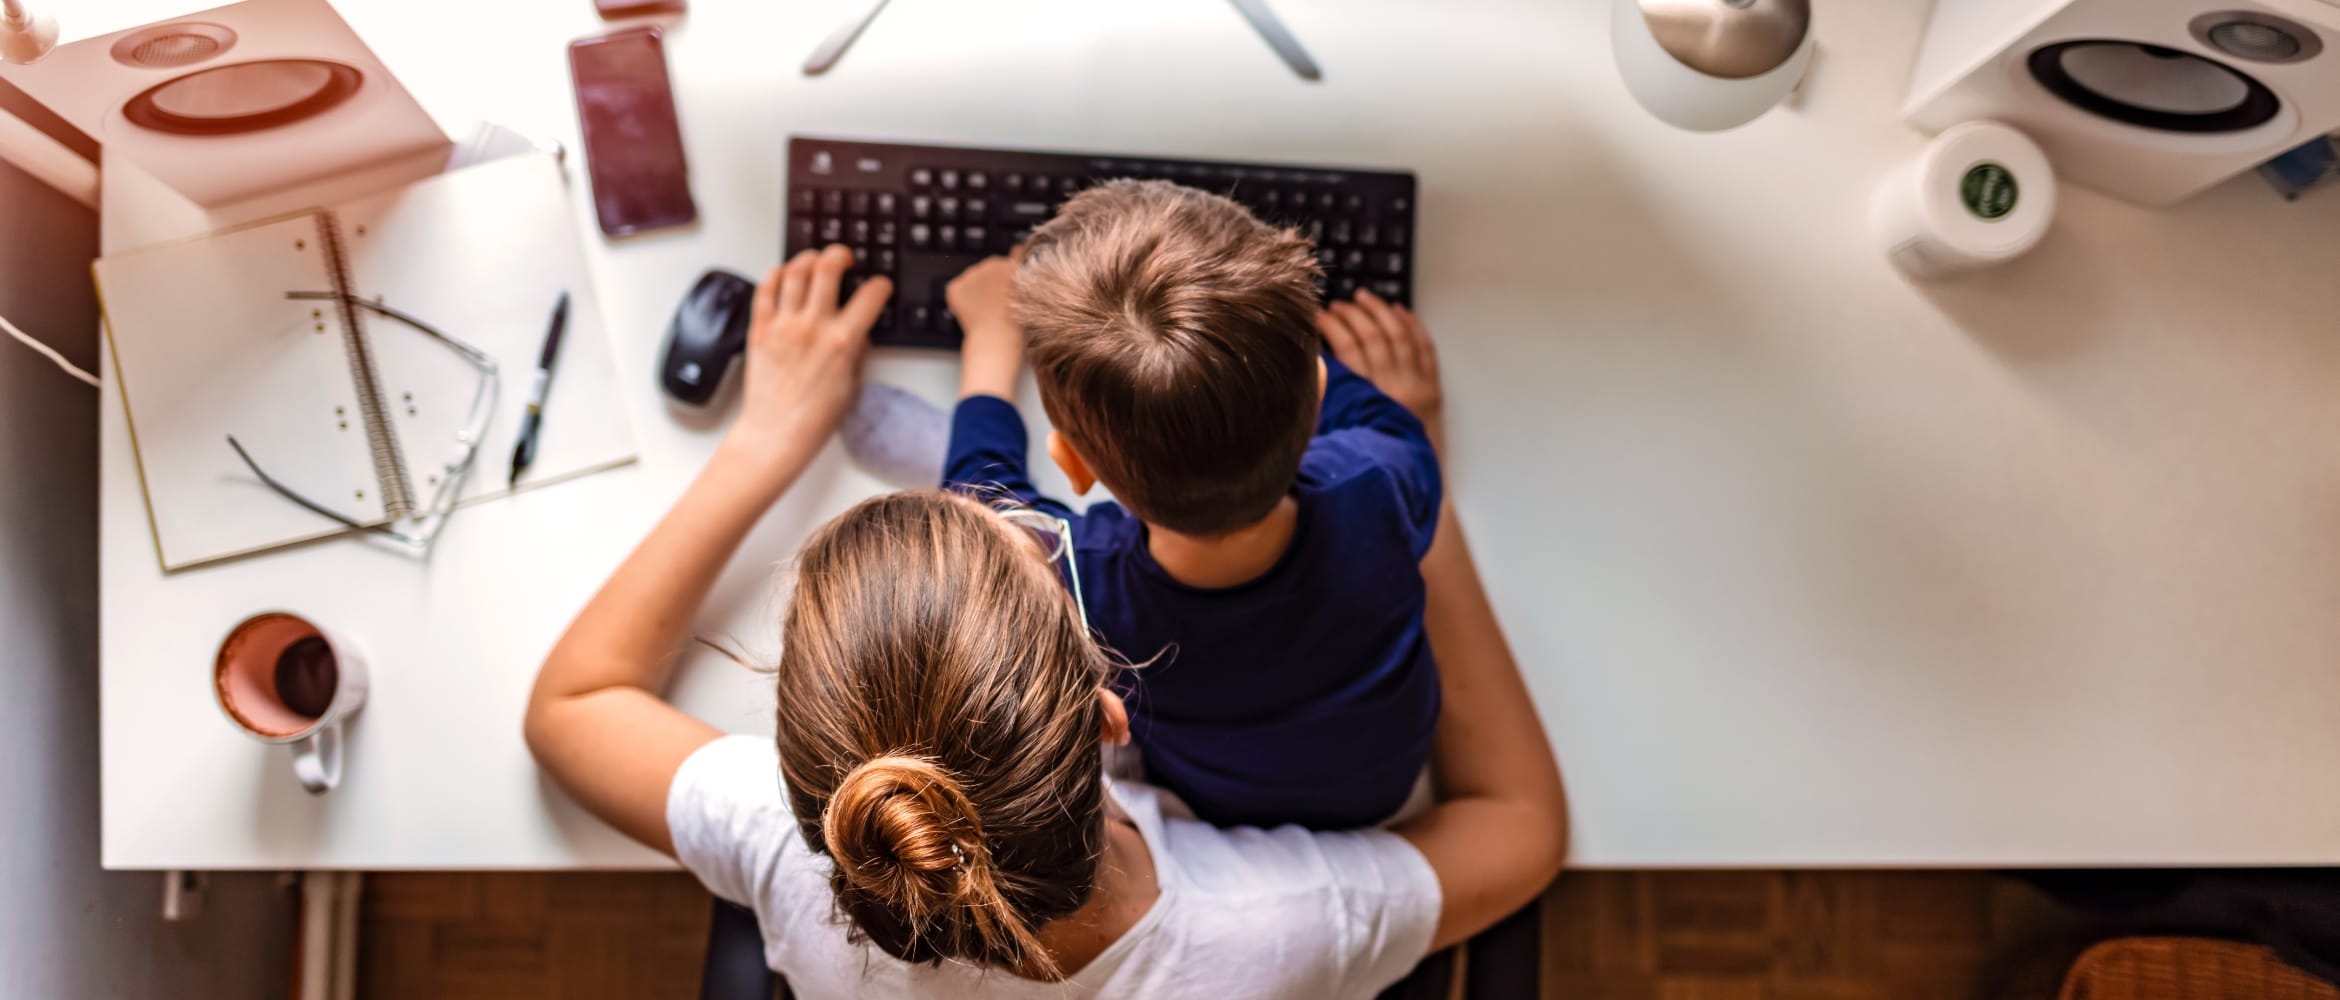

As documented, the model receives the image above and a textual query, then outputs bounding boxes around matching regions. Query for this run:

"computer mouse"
[659,269,756,406]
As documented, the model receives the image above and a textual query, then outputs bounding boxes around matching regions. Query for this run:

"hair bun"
[823,755,981,913]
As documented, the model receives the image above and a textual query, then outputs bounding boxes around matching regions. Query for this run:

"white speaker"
[0,0,446,206]
[1903,0,2340,206]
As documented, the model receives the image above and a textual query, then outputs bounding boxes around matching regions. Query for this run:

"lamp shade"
[1612,0,1815,132]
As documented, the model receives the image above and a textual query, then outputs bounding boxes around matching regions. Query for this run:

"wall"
[0,138,291,997]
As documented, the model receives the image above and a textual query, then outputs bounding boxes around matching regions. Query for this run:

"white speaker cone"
[2028,40,2279,133]
[2062,44,2249,114]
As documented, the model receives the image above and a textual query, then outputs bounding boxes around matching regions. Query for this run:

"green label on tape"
[1961,162,2018,221]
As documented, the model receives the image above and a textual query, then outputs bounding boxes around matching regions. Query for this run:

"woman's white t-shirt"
[667,735,1442,999]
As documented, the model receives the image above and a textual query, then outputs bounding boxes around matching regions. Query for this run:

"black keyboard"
[784,136,1418,349]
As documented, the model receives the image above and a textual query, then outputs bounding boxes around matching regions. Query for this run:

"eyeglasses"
[995,507,1087,626]
[225,291,499,556]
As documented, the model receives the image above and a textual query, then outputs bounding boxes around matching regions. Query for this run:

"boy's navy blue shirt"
[942,354,1441,830]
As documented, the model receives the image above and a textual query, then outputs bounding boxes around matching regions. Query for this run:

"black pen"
[508,292,570,487]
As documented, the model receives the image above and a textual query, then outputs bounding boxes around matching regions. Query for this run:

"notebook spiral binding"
[316,210,416,519]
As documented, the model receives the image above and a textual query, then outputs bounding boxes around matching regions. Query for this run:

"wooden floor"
[360,870,2061,999]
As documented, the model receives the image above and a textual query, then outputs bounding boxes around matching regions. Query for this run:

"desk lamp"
[1613,0,1813,131]
[1,0,57,64]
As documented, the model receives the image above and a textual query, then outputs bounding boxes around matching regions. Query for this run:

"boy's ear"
[1317,355,1328,404]
[1048,430,1098,496]
[1099,687,1131,747]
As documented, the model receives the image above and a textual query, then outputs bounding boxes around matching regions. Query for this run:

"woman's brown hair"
[774,490,1108,978]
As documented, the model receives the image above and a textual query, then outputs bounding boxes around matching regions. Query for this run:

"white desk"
[96,0,2340,870]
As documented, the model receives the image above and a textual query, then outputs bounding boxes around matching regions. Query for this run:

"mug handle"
[290,720,343,795]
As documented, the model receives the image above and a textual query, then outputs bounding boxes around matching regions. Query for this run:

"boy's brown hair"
[1017,180,1323,537]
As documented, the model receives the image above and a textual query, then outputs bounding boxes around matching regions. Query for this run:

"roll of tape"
[1872,121,2056,280]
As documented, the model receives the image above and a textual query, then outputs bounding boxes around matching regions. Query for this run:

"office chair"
[698,895,1541,999]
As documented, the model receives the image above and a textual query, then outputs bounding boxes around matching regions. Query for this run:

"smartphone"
[594,0,685,19]
[569,27,696,237]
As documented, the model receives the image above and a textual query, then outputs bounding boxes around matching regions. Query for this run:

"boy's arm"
[943,252,1069,515]
[1317,290,1444,555]
[951,252,1024,403]
[943,396,1069,516]
[1315,290,1442,447]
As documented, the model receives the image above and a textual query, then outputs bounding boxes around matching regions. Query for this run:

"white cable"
[1,310,99,387]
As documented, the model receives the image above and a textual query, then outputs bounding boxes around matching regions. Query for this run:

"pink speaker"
[0,0,447,206]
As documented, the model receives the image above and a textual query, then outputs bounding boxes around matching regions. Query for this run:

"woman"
[524,245,1568,997]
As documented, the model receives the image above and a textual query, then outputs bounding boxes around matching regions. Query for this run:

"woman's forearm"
[530,436,812,707]
[1400,501,1569,950]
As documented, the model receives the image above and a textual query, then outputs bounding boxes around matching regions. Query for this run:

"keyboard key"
[938,196,960,222]
[911,195,934,220]
[1335,275,1358,297]
[791,218,815,247]
[1317,247,1338,270]
[1388,226,1408,249]
[909,223,933,249]
[1317,191,1338,212]
[819,217,844,243]
[1004,173,1025,193]
[939,225,960,251]
[790,188,816,214]
[1261,189,1282,212]
[849,245,871,268]
[965,197,989,218]
[1004,200,1053,223]
[967,171,990,192]
[1372,280,1404,300]
[1357,224,1379,247]
[1030,175,1054,196]
[1376,252,1405,276]
[875,248,898,273]
[963,225,987,249]
[1388,195,1411,215]
[908,304,934,330]
[1303,219,1325,243]
[875,220,897,245]
[939,169,960,191]
[875,192,898,216]
[850,219,871,244]
[1330,220,1352,244]
[847,191,872,216]
[910,168,934,189]
[1343,249,1366,273]
[1343,193,1365,214]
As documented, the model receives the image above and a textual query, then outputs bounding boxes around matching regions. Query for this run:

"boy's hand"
[1318,289,1445,450]
[948,250,1025,400]
[724,245,891,472]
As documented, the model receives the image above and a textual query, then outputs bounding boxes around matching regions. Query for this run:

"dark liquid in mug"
[273,636,338,719]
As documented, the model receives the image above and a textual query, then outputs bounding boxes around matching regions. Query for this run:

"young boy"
[941,180,1443,831]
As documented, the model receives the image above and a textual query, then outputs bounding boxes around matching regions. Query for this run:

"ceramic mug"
[214,611,369,794]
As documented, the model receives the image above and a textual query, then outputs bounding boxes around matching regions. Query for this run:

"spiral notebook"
[95,152,638,571]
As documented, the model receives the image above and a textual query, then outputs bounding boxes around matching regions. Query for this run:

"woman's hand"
[726,245,894,473]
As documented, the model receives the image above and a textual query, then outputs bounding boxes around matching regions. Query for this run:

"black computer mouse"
[659,269,756,406]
